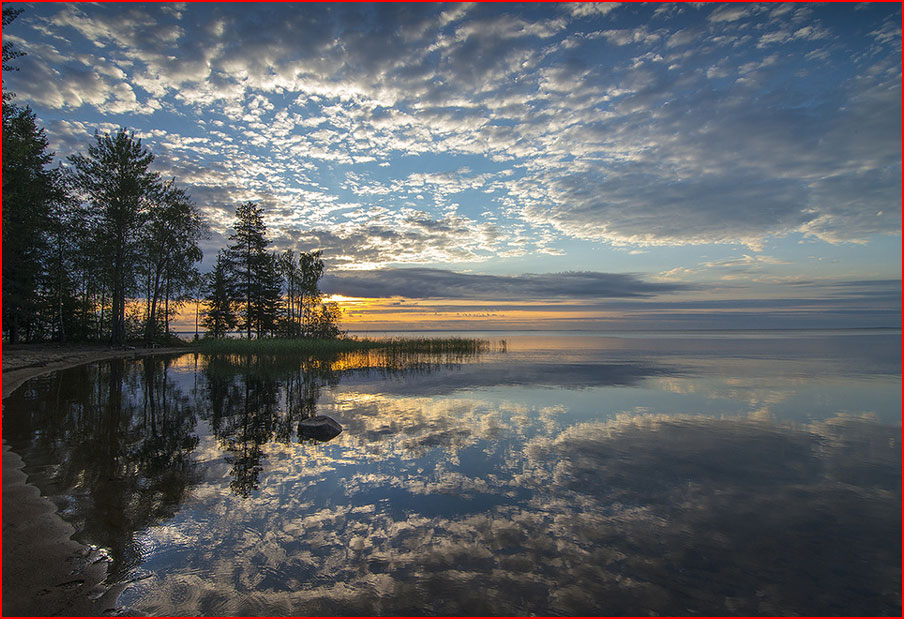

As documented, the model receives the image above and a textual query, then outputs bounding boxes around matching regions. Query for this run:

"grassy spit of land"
[191,335,503,356]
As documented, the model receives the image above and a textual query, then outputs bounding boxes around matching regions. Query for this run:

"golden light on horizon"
[329,296,630,330]
[164,295,636,332]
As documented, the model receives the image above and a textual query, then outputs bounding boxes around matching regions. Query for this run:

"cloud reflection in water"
[3,338,899,616]
[129,404,898,616]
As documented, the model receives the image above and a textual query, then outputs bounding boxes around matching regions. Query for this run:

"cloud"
[4,1,900,263]
[566,3,621,19]
[516,46,901,247]
[323,268,688,300]
[598,26,661,47]
[528,169,814,248]
[271,210,503,270]
[707,4,760,23]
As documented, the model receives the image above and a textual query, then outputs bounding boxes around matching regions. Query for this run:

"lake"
[3,330,900,615]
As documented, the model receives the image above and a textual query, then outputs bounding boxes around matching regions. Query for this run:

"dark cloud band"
[323,267,689,300]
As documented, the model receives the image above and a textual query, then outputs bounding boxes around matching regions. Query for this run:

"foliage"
[215,203,342,340]
[141,180,207,344]
[308,301,343,338]
[1,9,345,346]
[1,115,207,343]
[223,201,275,339]
[2,8,24,73]
[1,104,65,342]
[203,252,238,338]
[2,5,25,107]
[278,249,302,337]
[297,250,326,335]
[68,129,161,345]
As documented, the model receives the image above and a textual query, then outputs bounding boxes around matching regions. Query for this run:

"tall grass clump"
[374,336,506,355]
[193,336,505,357]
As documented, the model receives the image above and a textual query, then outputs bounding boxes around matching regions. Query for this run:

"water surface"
[3,330,900,615]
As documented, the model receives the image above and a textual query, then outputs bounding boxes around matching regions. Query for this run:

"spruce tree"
[1,105,62,342]
[224,201,272,339]
[203,252,237,338]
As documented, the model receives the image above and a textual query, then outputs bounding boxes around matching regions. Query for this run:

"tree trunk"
[111,243,125,346]
[164,275,170,337]
[145,265,152,334]
[8,313,19,344]
[145,268,162,346]
[99,287,106,341]
[246,243,252,340]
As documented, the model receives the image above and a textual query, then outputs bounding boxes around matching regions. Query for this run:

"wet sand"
[2,344,189,616]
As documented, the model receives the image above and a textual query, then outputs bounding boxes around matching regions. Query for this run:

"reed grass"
[193,335,502,356]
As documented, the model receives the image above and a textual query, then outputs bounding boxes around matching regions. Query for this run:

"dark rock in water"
[298,416,343,441]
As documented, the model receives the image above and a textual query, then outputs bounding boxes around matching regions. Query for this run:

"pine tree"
[69,129,159,346]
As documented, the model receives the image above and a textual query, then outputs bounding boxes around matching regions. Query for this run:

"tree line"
[203,201,343,341]
[2,8,341,346]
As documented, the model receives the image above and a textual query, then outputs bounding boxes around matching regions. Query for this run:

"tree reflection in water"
[4,347,489,579]
[4,356,199,581]
[202,348,482,497]
[3,341,899,616]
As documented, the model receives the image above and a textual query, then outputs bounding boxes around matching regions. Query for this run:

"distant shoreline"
[344,326,901,333]
[162,326,902,337]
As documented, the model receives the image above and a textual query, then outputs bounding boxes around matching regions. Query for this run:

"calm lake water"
[3,330,901,616]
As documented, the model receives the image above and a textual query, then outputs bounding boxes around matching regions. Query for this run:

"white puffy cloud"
[3,1,900,268]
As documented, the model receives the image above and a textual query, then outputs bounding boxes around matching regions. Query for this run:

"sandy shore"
[2,344,190,617]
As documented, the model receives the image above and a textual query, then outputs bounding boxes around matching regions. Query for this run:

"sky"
[2,2,901,331]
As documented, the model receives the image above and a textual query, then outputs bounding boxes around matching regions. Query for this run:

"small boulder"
[298,416,343,442]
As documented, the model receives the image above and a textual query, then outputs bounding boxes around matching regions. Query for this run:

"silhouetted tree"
[1,105,63,342]
[2,6,25,107]
[42,186,85,342]
[188,270,205,341]
[202,204,342,341]
[141,181,207,344]
[224,201,277,338]
[2,8,24,74]
[298,250,325,336]
[279,249,301,337]
[254,252,283,338]
[69,129,159,346]
[203,252,237,338]
[309,301,344,338]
